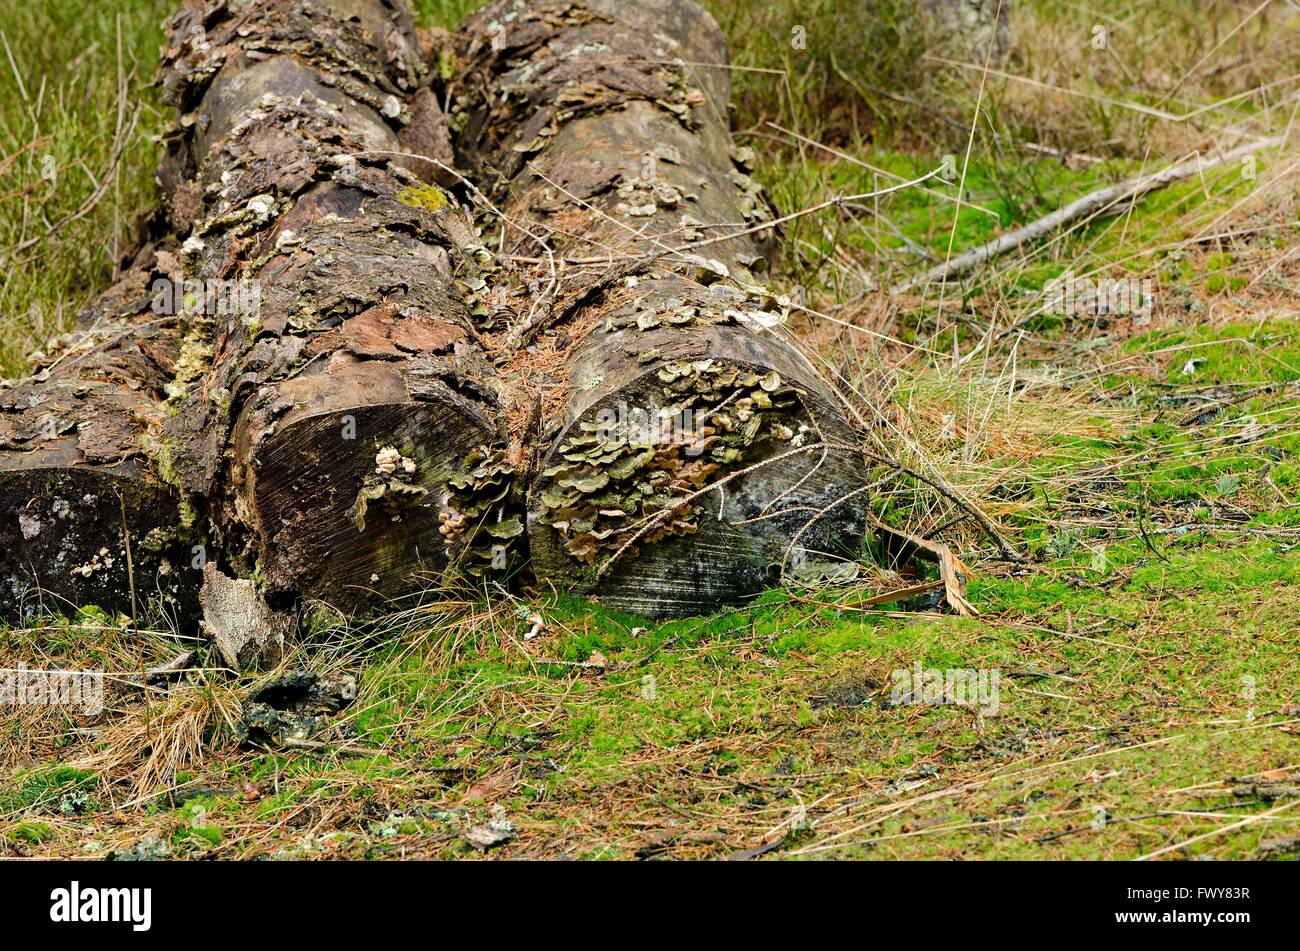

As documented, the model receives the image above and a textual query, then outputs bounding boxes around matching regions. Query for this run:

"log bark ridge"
[0,254,198,621]
[2,0,873,622]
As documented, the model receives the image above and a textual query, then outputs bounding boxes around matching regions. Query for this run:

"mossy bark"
[3,0,873,623]
[455,0,869,615]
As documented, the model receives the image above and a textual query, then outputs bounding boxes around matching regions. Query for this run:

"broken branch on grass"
[848,443,1024,564]
[894,136,1284,293]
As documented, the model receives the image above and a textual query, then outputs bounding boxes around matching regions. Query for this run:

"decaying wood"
[3,0,879,623]
[455,0,871,615]
[200,562,288,669]
[154,0,516,612]
[0,256,198,621]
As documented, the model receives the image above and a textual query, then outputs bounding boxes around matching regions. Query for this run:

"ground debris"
[1256,833,1300,858]
[811,678,882,710]
[105,834,170,862]
[1228,780,1300,802]
[462,805,515,851]
[200,564,291,671]
[237,671,358,748]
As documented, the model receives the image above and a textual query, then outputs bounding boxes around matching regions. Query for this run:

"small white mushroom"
[374,446,401,475]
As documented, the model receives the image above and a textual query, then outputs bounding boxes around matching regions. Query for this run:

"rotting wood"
[155,0,517,613]
[3,0,884,624]
[0,253,199,621]
[455,0,871,616]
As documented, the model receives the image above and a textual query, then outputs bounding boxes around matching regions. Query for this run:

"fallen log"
[2,0,502,621]
[4,0,876,624]
[0,254,198,621]
[455,0,871,615]
[154,0,516,612]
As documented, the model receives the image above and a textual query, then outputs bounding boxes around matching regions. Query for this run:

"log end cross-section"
[155,0,516,614]
[457,0,872,616]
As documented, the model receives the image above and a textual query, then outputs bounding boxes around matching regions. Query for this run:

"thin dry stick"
[8,102,141,261]
[843,443,1023,563]
[894,136,1284,293]
[1134,798,1300,861]
[765,122,1002,219]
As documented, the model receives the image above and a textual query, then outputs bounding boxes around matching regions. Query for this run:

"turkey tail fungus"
[153,0,515,613]
[454,0,870,616]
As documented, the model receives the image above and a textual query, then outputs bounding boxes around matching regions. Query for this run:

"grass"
[3,0,1300,859]
[0,0,171,372]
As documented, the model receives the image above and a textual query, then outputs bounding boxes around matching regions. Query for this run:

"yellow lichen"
[396,184,450,213]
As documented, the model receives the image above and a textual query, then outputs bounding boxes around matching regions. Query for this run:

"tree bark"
[2,0,875,623]
[455,0,870,616]
[0,253,198,621]
[154,0,516,613]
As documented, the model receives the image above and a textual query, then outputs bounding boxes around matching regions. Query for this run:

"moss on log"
[2,0,874,623]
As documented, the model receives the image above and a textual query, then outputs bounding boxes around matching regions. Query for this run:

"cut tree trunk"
[455,0,870,615]
[0,250,198,622]
[3,0,877,624]
[154,0,516,613]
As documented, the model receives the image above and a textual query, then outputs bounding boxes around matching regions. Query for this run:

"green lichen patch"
[396,183,451,213]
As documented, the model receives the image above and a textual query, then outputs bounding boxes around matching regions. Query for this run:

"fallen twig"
[894,136,1283,293]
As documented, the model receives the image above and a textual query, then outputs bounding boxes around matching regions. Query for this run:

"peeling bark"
[456,0,870,616]
[200,561,288,669]
[156,0,515,612]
